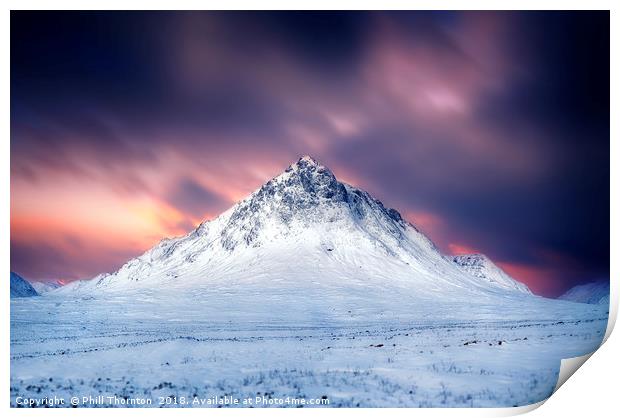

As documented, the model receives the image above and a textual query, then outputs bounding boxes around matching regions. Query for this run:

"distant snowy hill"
[452,254,531,294]
[10,272,38,298]
[559,281,609,305]
[30,280,63,294]
[56,156,533,303]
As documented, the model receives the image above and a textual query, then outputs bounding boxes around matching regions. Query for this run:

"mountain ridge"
[55,156,531,300]
[559,281,609,305]
[452,254,531,294]
[10,272,39,298]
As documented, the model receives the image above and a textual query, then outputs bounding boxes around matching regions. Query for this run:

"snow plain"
[9,157,610,407]
[10,289,607,408]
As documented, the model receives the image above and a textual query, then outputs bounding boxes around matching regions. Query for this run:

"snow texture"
[10,272,38,298]
[10,156,609,408]
[559,281,610,305]
[452,254,531,294]
[55,156,532,299]
[30,281,63,294]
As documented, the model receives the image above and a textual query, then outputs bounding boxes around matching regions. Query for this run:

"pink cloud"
[448,243,479,256]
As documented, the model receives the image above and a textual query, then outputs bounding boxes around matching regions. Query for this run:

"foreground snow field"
[10,289,607,408]
[9,157,610,407]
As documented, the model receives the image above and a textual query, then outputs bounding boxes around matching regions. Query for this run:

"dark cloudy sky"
[10,11,609,296]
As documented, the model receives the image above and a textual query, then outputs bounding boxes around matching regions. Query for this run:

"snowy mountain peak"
[293,154,321,168]
[452,254,531,294]
[276,155,342,196]
[283,155,326,180]
[216,156,413,252]
[57,157,533,298]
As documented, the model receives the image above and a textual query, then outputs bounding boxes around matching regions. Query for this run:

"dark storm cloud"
[10,11,609,296]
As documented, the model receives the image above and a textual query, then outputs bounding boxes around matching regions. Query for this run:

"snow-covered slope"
[30,280,63,294]
[559,281,609,305]
[452,254,531,294]
[10,272,38,298]
[56,156,532,302]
